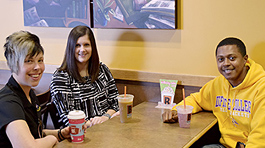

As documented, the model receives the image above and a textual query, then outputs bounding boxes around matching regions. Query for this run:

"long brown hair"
[59,26,100,83]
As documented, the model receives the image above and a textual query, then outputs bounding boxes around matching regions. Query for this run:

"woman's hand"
[89,116,109,127]
[111,111,120,118]
[61,127,71,139]
[83,120,91,131]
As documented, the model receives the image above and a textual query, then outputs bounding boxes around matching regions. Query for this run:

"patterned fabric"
[50,63,119,128]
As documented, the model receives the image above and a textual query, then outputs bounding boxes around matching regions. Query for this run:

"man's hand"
[162,110,178,123]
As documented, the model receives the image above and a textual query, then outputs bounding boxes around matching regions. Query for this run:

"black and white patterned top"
[50,62,119,128]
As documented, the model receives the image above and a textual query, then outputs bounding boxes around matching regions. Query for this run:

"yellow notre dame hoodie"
[173,59,265,148]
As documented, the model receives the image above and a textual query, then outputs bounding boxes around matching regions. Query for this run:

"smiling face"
[13,53,45,89]
[216,45,248,87]
[74,34,92,67]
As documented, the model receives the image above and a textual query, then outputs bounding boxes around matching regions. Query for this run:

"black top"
[0,76,42,148]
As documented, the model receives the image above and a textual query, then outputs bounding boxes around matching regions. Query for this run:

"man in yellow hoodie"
[163,37,265,148]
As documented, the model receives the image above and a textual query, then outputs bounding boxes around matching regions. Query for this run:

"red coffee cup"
[68,110,85,143]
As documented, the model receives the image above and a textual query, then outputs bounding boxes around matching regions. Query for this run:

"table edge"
[184,118,218,148]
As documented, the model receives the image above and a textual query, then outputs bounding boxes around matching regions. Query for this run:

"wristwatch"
[102,113,111,119]
[236,142,245,148]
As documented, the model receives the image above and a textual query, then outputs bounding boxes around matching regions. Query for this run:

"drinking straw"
[182,88,186,109]
[124,86,127,98]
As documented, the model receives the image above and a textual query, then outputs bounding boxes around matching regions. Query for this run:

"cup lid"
[68,110,85,119]
[117,94,134,102]
[176,105,193,113]
[118,94,134,99]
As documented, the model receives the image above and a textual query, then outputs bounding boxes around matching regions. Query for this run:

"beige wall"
[1,0,265,77]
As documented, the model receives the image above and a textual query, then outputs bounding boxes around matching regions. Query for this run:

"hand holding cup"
[61,126,71,139]
[162,110,178,123]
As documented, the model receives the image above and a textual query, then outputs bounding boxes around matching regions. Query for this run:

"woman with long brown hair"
[50,26,119,128]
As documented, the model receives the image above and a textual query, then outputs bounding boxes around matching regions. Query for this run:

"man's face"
[216,45,248,87]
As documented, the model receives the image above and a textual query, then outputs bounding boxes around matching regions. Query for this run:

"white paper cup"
[68,110,85,143]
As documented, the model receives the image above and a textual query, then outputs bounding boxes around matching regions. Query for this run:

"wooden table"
[54,102,217,148]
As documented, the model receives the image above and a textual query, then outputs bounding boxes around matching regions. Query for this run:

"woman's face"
[75,34,92,66]
[14,53,45,88]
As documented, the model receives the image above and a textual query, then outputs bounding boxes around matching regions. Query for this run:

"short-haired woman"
[0,31,70,147]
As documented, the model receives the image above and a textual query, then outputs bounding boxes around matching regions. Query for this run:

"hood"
[221,58,265,90]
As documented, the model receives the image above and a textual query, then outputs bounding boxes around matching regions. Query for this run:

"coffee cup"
[117,94,134,123]
[176,105,193,128]
[68,110,86,143]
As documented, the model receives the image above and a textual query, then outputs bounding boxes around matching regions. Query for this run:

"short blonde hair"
[4,31,44,74]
